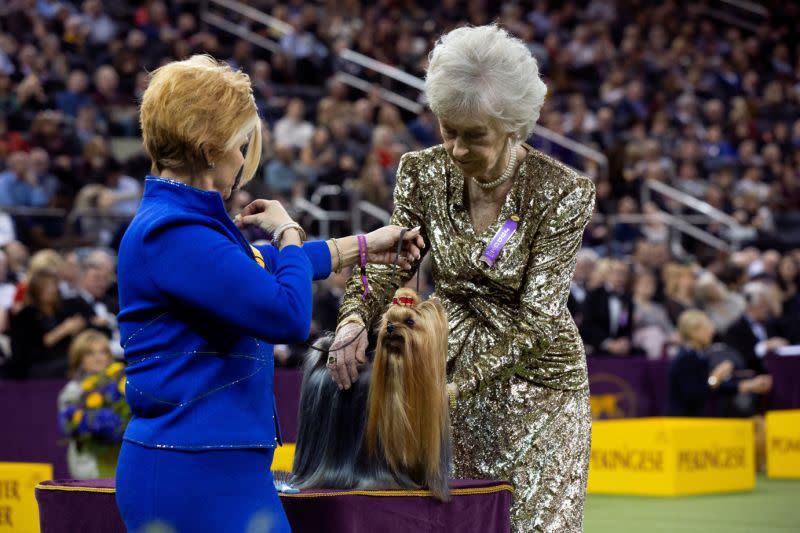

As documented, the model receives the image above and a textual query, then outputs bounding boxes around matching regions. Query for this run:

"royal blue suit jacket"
[117,177,331,450]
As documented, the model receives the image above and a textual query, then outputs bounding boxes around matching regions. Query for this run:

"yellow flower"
[85,392,103,409]
[105,362,125,377]
[71,409,84,426]
[118,379,126,396]
[80,375,98,391]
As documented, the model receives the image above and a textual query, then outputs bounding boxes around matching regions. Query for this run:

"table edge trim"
[36,484,116,494]
[279,484,515,499]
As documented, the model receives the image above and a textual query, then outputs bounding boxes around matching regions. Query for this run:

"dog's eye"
[405,319,415,327]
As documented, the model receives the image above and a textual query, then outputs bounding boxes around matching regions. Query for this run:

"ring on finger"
[326,354,337,366]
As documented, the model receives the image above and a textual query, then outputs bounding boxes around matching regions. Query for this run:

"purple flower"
[87,408,123,442]
[103,381,122,402]
[58,406,77,435]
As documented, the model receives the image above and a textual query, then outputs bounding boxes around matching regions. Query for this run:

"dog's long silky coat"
[291,289,452,501]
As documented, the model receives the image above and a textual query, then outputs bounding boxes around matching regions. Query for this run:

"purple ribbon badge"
[481,215,520,268]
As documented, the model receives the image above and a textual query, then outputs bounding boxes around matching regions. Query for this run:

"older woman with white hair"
[330,25,596,531]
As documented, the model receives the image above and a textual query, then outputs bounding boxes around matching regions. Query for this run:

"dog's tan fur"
[366,288,450,499]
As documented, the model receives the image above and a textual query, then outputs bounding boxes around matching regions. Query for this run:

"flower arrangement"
[59,362,131,446]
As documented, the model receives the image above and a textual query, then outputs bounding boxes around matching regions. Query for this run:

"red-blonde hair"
[139,55,262,185]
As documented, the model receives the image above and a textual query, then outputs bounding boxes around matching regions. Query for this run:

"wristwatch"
[707,375,719,388]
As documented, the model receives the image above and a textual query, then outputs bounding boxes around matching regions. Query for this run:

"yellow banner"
[0,462,53,533]
[766,410,800,479]
[588,418,754,496]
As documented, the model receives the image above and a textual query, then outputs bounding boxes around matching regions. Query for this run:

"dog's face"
[380,304,421,353]
[376,292,447,370]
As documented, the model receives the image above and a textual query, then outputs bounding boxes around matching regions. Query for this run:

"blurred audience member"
[580,259,640,356]
[57,329,114,479]
[723,282,789,374]
[632,270,675,359]
[663,263,696,325]
[7,269,95,379]
[568,248,598,327]
[694,272,745,333]
[273,98,314,150]
[667,310,771,417]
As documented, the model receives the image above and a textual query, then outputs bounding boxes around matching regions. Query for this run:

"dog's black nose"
[386,323,395,334]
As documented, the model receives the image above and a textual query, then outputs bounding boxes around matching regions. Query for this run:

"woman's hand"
[365,225,425,269]
[327,321,368,390]
[711,360,734,384]
[739,375,773,395]
[63,315,87,336]
[234,199,295,234]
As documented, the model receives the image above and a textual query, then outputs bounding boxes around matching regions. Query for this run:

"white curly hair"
[424,24,548,141]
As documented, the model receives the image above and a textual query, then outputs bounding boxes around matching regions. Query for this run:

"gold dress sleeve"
[452,179,595,397]
[337,152,427,326]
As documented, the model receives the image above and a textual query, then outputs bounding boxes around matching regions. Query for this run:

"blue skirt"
[116,441,291,533]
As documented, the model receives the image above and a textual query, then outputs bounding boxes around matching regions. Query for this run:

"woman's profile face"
[439,115,509,180]
[211,134,248,199]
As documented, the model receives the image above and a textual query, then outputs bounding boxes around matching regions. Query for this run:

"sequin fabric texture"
[339,144,596,532]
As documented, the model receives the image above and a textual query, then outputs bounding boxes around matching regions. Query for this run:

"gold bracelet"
[331,238,343,274]
[336,314,365,334]
[448,385,458,410]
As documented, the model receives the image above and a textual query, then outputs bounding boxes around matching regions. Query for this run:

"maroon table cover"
[36,478,513,533]
[765,355,800,411]
[36,479,124,533]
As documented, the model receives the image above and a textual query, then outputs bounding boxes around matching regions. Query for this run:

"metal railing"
[337,48,427,92]
[309,184,344,207]
[201,0,603,175]
[596,212,733,254]
[203,0,420,113]
[200,11,282,53]
[291,197,349,239]
[207,0,294,35]
[641,180,753,248]
[721,0,768,16]
[700,0,769,32]
[333,72,422,114]
[530,124,609,179]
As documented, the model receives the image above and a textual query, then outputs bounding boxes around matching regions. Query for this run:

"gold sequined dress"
[338,144,595,532]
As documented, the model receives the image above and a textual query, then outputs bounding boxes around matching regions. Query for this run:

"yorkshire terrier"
[291,288,452,501]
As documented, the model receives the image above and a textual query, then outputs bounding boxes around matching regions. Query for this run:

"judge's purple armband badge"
[481,215,520,268]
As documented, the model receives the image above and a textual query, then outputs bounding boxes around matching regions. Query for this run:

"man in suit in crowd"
[580,258,638,356]
[568,248,598,327]
[722,281,789,374]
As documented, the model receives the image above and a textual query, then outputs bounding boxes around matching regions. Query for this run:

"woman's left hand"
[365,225,425,270]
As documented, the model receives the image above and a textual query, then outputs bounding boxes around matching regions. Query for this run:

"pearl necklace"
[472,142,518,190]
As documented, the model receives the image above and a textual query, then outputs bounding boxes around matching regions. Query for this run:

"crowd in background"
[1,0,800,415]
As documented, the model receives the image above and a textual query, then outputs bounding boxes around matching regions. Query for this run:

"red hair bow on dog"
[392,296,415,306]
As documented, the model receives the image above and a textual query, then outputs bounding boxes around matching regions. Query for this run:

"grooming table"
[35,478,513,533]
